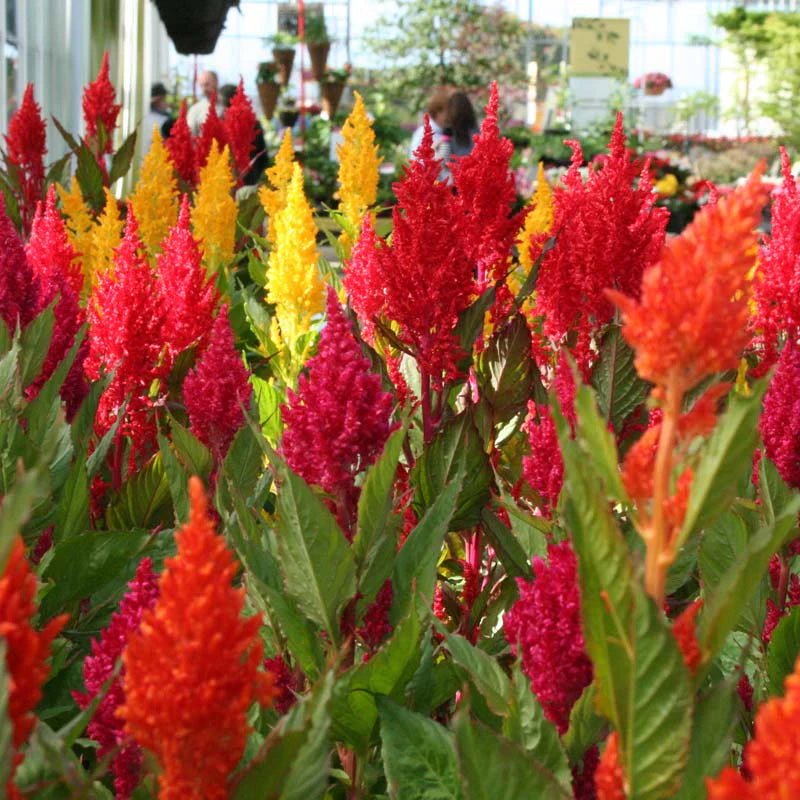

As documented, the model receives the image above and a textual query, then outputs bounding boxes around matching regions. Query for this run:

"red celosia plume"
[0,195,39,335]
[165,100,196,186]
[82,51,121,157]
[195,92,228,173]
[223,79,258,184]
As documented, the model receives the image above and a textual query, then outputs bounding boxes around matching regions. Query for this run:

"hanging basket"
[321,80,345,118]
[151,0,237,55]
[273,48,296,86]
[257,82,281,119]
[644,84,667,97]
[307,41,330,82]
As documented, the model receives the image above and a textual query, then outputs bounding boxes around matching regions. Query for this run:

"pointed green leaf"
[759,454,796,526]
[105,455,171,530]
[216,422,266,508]
[19,302,55,389]
[273,460,357,644]
[169,415,213,478]
[680,380,768,547]
[108,129,138,185]
[768,604,800,696]
[158,434,189,524]
[480,507,531,579]
[85,398,127,480]
[379,697,465,800]
[252,375,284,444]
[52,459,90,543]
[562,684,606,763]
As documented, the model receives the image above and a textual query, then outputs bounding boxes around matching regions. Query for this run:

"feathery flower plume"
[707,654,800,798]
[281,287,395,531]
[82,51,121,157]
[451,82,521,286]
[223,79,258,183]
[760,340,800,489]
[259,128,295,245]
[164,100,196,186]
[86,188,124,285]
[609,165,768,393]
[183,306,251,466]
[119,477,277,799]
[753,148,800,369]
[522,401,563,516]
[74,558,159,800]
[0,195,39,335]
[192,141,236,273]
[267,162,325,346]
[672,599,702,674]
[573,746,600,800]
[85,210,166,465]
[128,127,179,251]
[595,733,626,800]
[504,541,592,733]
[195,93,228,173]
[535,115,667,378]
[5,84,46,234]
[1,537,67,798]
[517,162,554,276]
[336,91,382,252]
[157,195,219,358]
[345,121,475,387]
[57,179,95,285]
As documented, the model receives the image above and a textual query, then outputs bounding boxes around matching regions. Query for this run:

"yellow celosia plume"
[259,128,295,245]
[336,91,382,253]
[192,141,236,274]
[517,162,554,275]
[267,162,325,347]
[57,180,94,287]
[87,188,124,285]
[129,126,179,251]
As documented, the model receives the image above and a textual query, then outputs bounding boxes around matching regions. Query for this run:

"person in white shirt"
[409,88,450,158]
[186,70,225,135]
[142,82,174,153]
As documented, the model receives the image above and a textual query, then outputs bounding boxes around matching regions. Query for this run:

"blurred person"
[187,69,225,135]
[409,87,450,158]
[445,91,479,158]
[142,82,175,152]
[219,82,268,186]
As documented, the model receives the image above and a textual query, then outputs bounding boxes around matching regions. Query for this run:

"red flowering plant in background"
[632,72,673,92]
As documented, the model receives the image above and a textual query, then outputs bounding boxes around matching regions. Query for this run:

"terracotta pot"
[273,48,295,85]
[321,80,345,118]
[307,41,330,82]
[645,84,666,96]
[257,82,281,119]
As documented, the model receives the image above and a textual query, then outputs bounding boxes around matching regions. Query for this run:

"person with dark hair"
[219,82,269,186]
[409,87,450,157]
[143,81,175,152]
[444,91,479,158]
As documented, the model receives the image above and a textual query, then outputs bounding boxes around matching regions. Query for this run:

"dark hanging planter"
[151,0,240,55]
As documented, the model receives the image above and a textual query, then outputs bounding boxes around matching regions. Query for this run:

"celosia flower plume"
[0,195,39,335]
[516,162,554,276]
[503,541,592,733]
[164,100,196,186]
[282,287,396,531]
[82,51,121,158]
[57,179,95,285]
[222,79,258,183]
[345,121,475,387]
[86,188,124,285]
[74,558,159,799]
[128,127,179,251]
[192,140,236,273]
[267,162,325,346]
[259,128,295,245]
[183,305,251,466]
[5,84,46,234]
[119,477,277,800]
[1,537,67,798]
[451,82,521,286]
[707,654,800,798]
[195,92,228,173]
[595,733,626,800]
[609,165,768,393]
[157,194,219,358]
[336,91,382,252]
[535,114,668,377]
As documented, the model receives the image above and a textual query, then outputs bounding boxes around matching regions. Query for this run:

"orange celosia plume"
[595,732,627,799]
[118,477,277,799]
[707,654,800,798]
[0,537,66,798]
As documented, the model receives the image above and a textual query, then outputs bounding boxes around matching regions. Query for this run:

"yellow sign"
[569,18,630,78]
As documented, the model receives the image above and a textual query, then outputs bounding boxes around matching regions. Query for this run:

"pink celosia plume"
[0,195,39,335]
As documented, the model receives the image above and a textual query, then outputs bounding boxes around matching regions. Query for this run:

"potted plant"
[320,65,350,118]
[633,72,673,96]
[271,33,298,85]
[278,96,300,129]
[151,0,238,54]
[303,10,330,82]
[256,61,281,119]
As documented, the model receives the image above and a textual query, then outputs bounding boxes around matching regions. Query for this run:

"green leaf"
[504,663,570,791]
[105,455,171,530]
[433,621,511,716]
[699,499,800,663]
[108,129,138,185]
[591,324,651,434]
[455,285,495,357]
[513,235,556,308]
[216,422,267,509]
[85,398,127,479]
[75,142,106,213]
[263,584,325,679]
[19,302,55,389]
[158,434,189,524]
[52,116,81,152]
[480,507,531,579]
[331,607,422,750]
[0,468,49,572]
[45,152,72,187]
[672,678,740,800]
[562,684,606,763]
[39,530,151,620]
[0,641,10,791]
[273,459,357,644]
[453,710,571,800]
[52,459,90,543]
[557,411,692,799]
[252,375,284,444]
[353,427,405,603]
[768,604,800,695]
[169,416,213,478]
[379,697,465,800]
[70,369,113,450]
[392,474,461,624]
[759,454,796,526]
[679,380,768,548]
[412,412,492,531]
